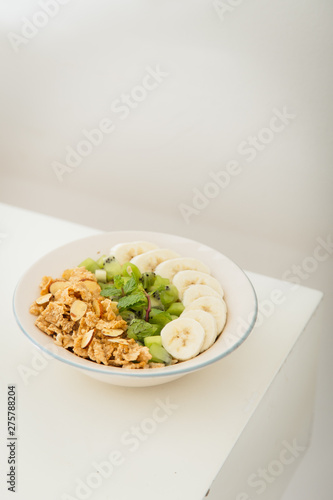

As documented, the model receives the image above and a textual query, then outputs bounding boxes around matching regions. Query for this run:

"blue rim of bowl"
[12,243,258,378]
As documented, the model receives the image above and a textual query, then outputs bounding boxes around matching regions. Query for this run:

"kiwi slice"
[78,258,100,273]
[103,256,122,280]
[144,336,163,348]
[166,302,185,316]
[149,344,172,365]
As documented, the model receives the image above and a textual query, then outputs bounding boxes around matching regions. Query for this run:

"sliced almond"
[36,293,52,305]
[49,281,68,295]
[70,300,87,321]
[92,299,103,318]
[109,301,119,311]
[81,329,95,348]
[102,328,124,337]
[107,338,129,344]
[80,280,101,294]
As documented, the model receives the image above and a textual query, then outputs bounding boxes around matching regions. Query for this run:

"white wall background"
[0,0,332,498]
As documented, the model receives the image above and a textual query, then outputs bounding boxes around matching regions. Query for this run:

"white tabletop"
[0,203,323,500]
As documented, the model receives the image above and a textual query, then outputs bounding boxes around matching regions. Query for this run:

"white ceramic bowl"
[13,231,257,387]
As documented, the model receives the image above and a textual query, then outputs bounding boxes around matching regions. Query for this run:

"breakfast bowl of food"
[13,231,257,387]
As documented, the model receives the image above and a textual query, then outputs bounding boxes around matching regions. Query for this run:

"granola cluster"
[30,267,152,369]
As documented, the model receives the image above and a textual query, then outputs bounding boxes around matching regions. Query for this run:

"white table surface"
[0,203,323,500]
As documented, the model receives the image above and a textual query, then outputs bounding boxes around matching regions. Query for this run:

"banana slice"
[184,296,227,334]
[182,284,224,307]
[172,270,223,299]
[131,249,180,273]
[181,309,218,352]
[161,317,205,361]
[110,241,159,265]
[155,257,210,282]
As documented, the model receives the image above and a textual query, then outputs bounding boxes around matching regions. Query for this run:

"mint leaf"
[114,275,125,289]
[100,286,122,299]
[117,292,147,311]
[127,319,158,342]
[123,276,138,295]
